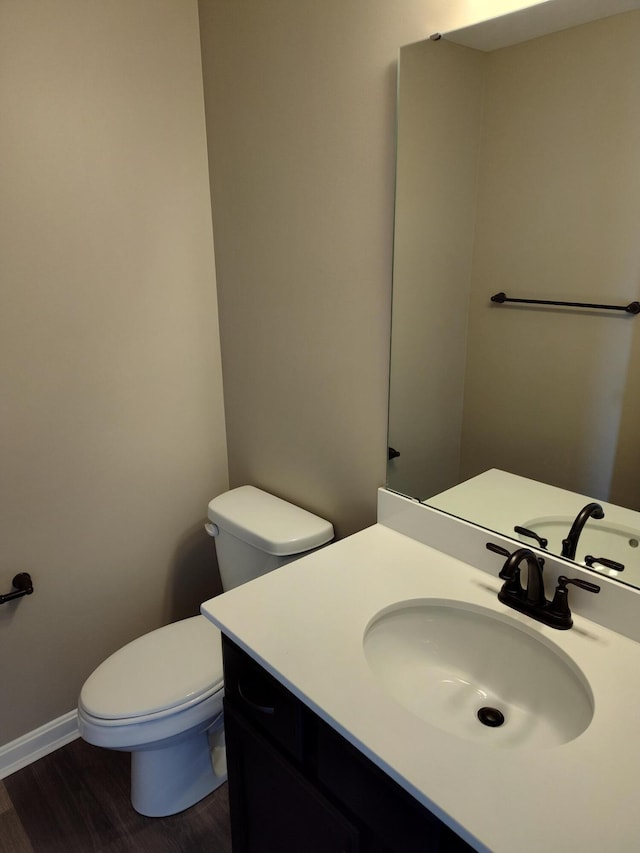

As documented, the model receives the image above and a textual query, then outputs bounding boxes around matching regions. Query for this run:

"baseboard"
[0,710,79,779]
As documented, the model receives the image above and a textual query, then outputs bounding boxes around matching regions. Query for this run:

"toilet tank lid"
[207,486,334,556]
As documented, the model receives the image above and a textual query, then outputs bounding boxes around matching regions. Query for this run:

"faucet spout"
[561,502,604,560]
[499,547,545,607]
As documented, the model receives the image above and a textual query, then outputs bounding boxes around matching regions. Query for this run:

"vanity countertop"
[201,523,640,852]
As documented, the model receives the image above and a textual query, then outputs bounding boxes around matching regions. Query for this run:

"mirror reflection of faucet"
[561,502,605,559]
[515,509,625,574]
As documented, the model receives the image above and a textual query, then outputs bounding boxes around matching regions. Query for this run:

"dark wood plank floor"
[1,738,232,852]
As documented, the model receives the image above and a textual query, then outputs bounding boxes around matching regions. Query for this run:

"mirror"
[387,0,640,587]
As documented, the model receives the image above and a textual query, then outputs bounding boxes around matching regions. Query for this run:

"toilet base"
[131,717,227,817]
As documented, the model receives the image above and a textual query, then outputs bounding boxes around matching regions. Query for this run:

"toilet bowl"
[78,615,226,817]
[78,486,334,817]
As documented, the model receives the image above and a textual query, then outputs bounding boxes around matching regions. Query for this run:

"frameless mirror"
[387,0,640,588]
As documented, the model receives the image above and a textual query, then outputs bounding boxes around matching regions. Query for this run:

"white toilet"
[77,486,333,817]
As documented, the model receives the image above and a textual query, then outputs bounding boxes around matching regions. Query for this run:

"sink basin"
[518,516,639,581]
[363,599,593,748]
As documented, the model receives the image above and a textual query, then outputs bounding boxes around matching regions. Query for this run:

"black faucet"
[561,502,604,560]
[495,546,546,609]
[486,543,600,629]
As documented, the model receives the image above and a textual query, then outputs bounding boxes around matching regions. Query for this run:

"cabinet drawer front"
[222,637,303,761]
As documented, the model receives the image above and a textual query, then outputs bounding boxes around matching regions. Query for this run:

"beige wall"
[197,0,542,537]
[0,0,228,744]
[461,11,640,501]
[0,0,552,748]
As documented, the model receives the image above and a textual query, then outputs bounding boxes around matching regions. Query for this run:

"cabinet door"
[316,718,473,853]
[225,702,360,853]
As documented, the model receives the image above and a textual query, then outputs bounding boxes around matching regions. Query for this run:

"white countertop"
[201,522,640,852]
[429,469,640,543]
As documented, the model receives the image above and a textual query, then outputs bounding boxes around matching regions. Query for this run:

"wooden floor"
[0,738,232,852]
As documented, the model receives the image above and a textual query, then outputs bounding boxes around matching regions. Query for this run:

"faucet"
[486,543,600,629]
[496,547,546,609]
[561,502,604,560]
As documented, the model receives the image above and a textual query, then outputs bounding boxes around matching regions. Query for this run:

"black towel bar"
[0,573,34,605]
[491,292,640,314]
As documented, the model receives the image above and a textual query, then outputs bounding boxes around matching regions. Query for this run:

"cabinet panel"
[223,638,303,761]
[225,702,360,853]
[315,719,473,853]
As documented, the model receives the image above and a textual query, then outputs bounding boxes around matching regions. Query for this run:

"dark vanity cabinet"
[222,637,474,853]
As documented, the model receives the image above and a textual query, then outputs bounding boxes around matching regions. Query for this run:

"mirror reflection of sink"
[364,600,593,749]
[518,516,640,581]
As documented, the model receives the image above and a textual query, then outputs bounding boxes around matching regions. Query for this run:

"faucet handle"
[486,543,531,597]
[514,525,549,549]
[486,542,545,579]
[584,555,625,573]
[548,575,600,629]
[559,576,601,594]
[486,542,511,558]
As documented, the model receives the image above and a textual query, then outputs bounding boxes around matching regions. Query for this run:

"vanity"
[201,489,640,853]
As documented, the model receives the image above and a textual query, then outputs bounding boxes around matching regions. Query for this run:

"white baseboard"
[0,711,79,780]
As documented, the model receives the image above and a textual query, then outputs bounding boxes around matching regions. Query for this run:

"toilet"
[77,486,333,817]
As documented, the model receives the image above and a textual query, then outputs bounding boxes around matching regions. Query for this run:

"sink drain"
[477,706,505,727]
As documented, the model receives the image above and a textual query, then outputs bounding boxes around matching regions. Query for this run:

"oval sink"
[363,599,593,749]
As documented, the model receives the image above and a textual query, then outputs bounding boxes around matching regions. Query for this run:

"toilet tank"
[207,486,334,591]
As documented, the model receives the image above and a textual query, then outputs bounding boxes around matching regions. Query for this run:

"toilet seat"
[80,615,223,723]
[78,682,224,751]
